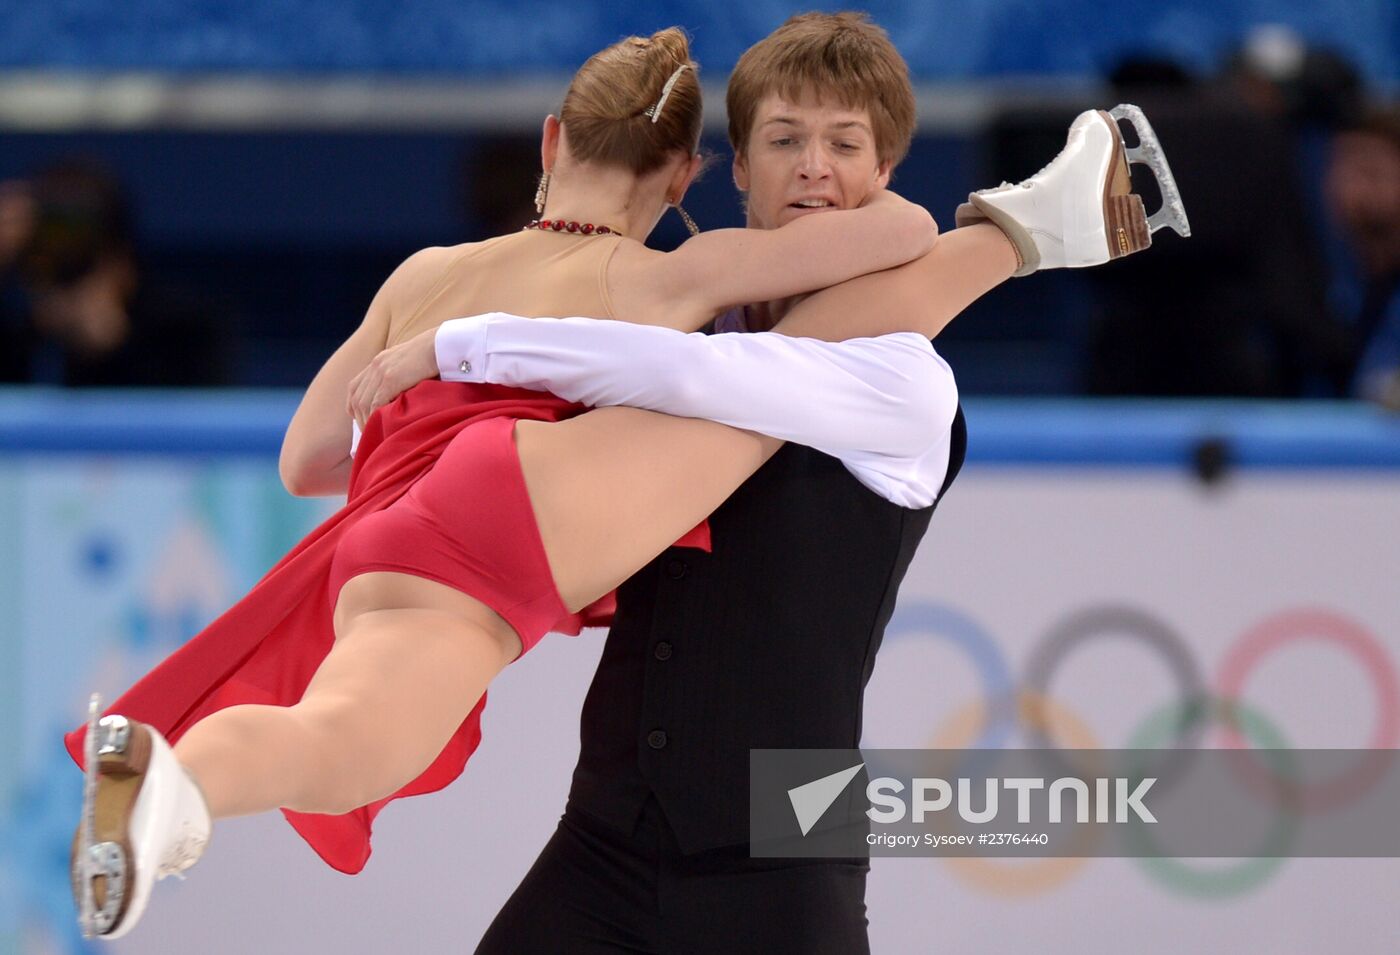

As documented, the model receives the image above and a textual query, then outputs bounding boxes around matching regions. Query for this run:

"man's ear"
[873,158,893,191]
[541,115,561,173]
[732,152,750,193]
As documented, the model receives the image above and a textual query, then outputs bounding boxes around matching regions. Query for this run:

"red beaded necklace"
[524,218,622,237]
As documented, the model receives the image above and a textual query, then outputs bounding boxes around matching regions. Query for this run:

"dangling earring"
[534,172,551,215]
[674,204,700,237]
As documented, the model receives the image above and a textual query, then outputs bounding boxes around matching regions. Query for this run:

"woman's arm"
[279,313,389,497]
[609,190,937,331]
[279,247,453,496]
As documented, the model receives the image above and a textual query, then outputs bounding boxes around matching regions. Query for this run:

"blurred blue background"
[0,0,1397,396]
[0,0,1395,78]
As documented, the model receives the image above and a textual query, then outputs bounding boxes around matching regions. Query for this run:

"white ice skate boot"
[72,698,211,940]
[955,104,1191,276]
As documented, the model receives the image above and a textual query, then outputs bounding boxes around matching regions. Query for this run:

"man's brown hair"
[727,12,916,167]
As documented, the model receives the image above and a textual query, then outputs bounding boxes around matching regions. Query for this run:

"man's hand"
[346,326,440,429]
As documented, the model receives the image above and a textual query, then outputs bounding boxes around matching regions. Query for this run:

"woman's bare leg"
[771,223,1020,341]
[173,572,518,818]
[172,410,768,818]
[515,412,780,611]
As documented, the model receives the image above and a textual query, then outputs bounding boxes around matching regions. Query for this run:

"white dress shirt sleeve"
[435,312,959,508]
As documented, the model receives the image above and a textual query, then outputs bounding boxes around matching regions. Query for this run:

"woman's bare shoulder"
[395,241,477,277]
[381,242,479,307]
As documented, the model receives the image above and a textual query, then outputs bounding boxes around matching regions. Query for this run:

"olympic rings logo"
[878,602,1399,900]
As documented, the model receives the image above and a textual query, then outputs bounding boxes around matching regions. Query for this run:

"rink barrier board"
[2,390,1399,468]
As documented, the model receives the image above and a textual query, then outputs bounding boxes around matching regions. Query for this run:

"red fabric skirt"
[65,380,710,874]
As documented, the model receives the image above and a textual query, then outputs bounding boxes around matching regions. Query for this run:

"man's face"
[733,92,891,231]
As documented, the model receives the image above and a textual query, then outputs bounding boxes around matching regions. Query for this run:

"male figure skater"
[355,13,1186,952]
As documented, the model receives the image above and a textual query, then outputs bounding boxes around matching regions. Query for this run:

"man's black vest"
[566,408,968,853]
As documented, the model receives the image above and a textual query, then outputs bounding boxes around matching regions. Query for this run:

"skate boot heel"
[97,714,152,776]
[1106,194,1151,259]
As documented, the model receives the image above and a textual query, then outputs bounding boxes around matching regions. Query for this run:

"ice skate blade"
[1109,104,1192,239]
[73,708,149,939]
[79,841,129,936]
[76,693,100,938]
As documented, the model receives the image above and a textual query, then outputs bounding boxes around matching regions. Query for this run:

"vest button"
[653,641,673,661]
[665,558,688,580]
[647,729,668,749]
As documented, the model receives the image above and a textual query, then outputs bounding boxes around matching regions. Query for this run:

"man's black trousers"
[475,798,870,954]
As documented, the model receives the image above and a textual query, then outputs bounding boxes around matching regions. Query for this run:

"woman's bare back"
[386,231,625,346]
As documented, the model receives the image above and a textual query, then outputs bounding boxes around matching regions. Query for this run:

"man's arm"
[435,312,958,508]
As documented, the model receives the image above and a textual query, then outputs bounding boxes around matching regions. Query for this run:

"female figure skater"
[68,27,939,939]
[70,23,1181,941]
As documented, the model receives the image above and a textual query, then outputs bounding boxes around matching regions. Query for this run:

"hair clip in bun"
[644,64,690,123]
